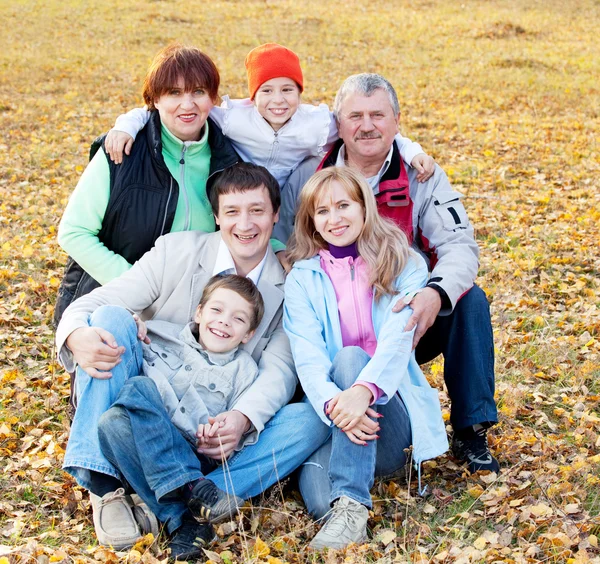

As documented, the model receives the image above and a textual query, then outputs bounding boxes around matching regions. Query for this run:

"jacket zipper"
[267,130,279,168]
[349,261,367,351]
[179,145,190,230]
[160,177,174,235]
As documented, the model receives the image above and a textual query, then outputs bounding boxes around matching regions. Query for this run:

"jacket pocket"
[403,383,448,463]
[433,191,469,231]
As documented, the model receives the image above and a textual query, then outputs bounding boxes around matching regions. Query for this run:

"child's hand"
[411,153,435,183]
[105,130,134,164]
[132,313,151,344]
[196,420,225,449]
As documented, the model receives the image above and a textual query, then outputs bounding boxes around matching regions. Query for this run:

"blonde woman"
[283,167,448,550]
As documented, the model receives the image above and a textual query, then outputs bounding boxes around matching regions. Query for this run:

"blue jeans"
[299,347,413,519]
[416,285,497,430]
[63,305,144,489]
[98,376,330,533]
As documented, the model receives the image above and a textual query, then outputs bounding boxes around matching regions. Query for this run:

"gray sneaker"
[309,496,369,550]
[131,493,160,537]
[89,488,142,549]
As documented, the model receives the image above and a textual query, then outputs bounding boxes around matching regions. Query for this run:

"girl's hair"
[287,167,411,299]
[198,274,264,331]
[142,43,220,109]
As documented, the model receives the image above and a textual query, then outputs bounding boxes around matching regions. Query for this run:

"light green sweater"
[58,124,285,285]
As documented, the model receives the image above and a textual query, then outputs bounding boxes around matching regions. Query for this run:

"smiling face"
[312,180,365,247]
[215,186,279,276]
[154,77,215,142]
[253,77,301,131]
[195,288,255,353]
[337,88,399,166]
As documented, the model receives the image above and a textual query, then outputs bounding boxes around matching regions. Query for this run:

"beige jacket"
[56,231,295,439]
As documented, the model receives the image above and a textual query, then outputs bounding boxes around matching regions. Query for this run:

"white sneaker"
[89,488,142,549]
[309,496,369,550]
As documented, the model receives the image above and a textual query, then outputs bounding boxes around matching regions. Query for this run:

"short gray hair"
[333,73,400,120]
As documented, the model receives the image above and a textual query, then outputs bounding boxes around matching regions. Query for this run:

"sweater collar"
[160,120,210,160]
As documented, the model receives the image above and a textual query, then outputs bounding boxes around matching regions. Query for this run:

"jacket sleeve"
[208,104,226,130]
[283,270,341,426]
[230,320,297,438]
[113,107,151,139]
[395,133,425,167]
[57,150,133,284]
[55,234,170,372]
[415,165,480,313]
[313,107,339,158]
[272,157,320,244]
[356,255,429,400]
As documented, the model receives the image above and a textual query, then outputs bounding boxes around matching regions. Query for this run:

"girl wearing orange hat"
[105,43,433,190]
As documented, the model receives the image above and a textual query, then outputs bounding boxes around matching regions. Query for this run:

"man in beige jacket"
[56,163,329,559]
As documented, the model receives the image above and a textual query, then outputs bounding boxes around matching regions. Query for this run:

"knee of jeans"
[119,376,161,406]
[89,305,137,336]
[98,406,130,445]
[458,285,489,315]
[330,346,370,389]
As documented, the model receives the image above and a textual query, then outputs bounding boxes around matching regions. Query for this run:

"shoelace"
[99,487,128,506]
[192,480,218,504]
[458,430,493,465]
[323,500,364,536]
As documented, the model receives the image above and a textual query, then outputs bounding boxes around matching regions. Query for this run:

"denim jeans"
[63,305,144,490]
[98,376,331,533]
[415,284,497,430]
[299,347,413,519]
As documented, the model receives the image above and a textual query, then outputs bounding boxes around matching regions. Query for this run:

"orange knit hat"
[245,43,304,100]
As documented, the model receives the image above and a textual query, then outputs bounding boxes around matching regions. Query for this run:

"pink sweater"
[319,250,382,403]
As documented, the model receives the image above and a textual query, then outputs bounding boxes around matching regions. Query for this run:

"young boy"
[136,274,264,453]
[105,43,435,188]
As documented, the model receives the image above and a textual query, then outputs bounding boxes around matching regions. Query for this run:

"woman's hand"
[105,130,134,164]
[343,409,380,445]
[327,385,373,431]
[132,313,151,344]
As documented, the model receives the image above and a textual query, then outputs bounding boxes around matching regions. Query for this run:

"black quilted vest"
[53,111,238,326]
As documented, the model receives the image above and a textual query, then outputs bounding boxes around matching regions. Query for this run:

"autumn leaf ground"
[1,0,599,562]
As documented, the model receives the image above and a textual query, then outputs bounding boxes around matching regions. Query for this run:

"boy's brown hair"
[142,43,220,109]
[198,274,264,332]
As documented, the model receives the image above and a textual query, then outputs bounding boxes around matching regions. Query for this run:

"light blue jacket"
[283,252,448,466]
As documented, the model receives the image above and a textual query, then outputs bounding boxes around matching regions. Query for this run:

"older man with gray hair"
[277,74,498,521]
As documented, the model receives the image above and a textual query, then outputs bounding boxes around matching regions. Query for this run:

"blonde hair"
[287,167,411,299]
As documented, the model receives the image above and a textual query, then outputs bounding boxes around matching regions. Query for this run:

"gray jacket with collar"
[142,320,258,447]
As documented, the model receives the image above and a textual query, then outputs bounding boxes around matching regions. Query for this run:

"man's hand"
[132,313,151,344]
[196,410,251,461]
[327,386,373,431]
[410,153,435,183]
[104,130,134,164]
[276,251,291,273]
[392,287,441,349]
[65,327,126,379]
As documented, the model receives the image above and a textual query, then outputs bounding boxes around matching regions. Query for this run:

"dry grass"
[1,0,599,562]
